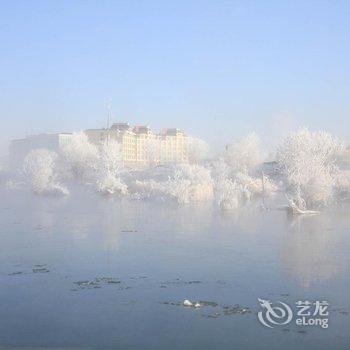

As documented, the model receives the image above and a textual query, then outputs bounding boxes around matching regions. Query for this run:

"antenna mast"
[107,98,112,129]
[106,98,112,145]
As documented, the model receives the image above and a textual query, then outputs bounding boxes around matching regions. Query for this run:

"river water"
[0,188,349,349]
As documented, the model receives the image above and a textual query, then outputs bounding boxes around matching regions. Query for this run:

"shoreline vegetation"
[2,128,349,214]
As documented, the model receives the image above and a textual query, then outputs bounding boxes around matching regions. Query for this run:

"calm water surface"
[0,188,349,349]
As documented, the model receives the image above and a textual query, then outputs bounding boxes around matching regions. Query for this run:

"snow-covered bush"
[132,164,213,203]
[213,133,276,210]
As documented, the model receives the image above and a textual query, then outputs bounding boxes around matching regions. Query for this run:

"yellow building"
[159,128,188,164]
[84,123,189,168]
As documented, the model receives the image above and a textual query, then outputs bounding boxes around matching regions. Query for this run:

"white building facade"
[9,133,73,169]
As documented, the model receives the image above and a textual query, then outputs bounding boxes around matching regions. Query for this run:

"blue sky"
[1,0,350,154]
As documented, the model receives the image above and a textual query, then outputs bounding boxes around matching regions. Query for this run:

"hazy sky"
[1,0,350,155]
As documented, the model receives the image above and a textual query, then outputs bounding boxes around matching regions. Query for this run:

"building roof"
[164,128,185,136]
[133,125,151,134]
[111,122,130,131]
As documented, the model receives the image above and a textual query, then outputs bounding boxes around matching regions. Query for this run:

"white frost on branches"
[13,127,350,212]
[188,137,209,164]
[61,132,99,181]
[225,132,262,174]
[23,133,127,196]
[23,149,69,195]
[132,164,213,204]
[213,133,276,210]
[95,139,128,195]
[276,128,344,209]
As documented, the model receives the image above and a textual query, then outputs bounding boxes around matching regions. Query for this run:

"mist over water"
[2,129,350,212]
[0,128,350,349]
[0,186,349,350]
[2,0,350,347]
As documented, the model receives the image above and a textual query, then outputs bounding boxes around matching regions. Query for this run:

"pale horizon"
[1,1,350,154]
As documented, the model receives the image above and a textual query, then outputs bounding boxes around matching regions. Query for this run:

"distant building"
[9,122,202,169]
[84,123,189,167]
[9,133,73,169]
[158,128,188,165]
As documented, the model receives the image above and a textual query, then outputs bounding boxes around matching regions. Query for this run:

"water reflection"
[282,212,340,289]
[1,189,350,349]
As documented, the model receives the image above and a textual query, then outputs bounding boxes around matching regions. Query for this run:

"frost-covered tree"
[213,133,275,210]
[23,149,68,195]
[225,132,262,175]
[95,139,127,195]
[60,132,99,181]
[276,128,344,209]
[188,137,209,164]
[60,132,127,195]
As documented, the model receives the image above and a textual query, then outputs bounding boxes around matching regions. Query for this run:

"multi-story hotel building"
[9,123,199,169]
[84,123,189,167]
